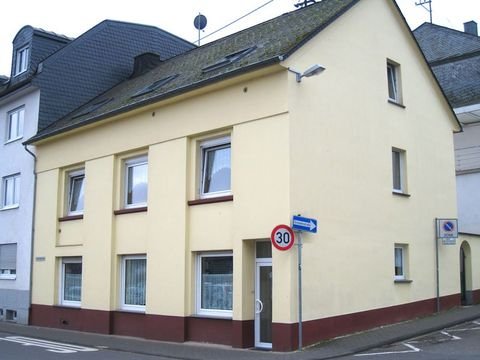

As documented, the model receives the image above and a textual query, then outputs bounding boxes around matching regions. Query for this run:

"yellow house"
[25,0,464,351]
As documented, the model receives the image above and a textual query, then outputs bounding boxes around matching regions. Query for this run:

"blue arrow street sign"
[292,215,317,233]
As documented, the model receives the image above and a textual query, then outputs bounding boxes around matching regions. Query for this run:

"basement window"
[202,46,257,73]
[131,74,179,98]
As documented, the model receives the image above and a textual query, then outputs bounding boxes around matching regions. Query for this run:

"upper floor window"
[14,46,29,76]
[200,136,231,198]
[66,169,85,215]
[124,156,148,208]
[6,107,24,143]
[2,174,20,209]
[387,60,402,104]
[392,148,407,194]
[0,243,17,280]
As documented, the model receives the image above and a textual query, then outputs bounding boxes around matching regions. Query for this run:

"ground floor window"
[121,255,146,311]
[60,257,82,306]
[196,252,233,317]
[0,243,17,280]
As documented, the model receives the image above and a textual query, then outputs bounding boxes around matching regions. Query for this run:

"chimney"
[131,52,162,78]
[464,21,478,36]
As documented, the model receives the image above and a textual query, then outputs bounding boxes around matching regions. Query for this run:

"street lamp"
[288,64,326,82]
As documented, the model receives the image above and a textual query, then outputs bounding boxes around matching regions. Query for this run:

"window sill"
[394,279,413,284]
[0,275,16,280]
[388,99,406,108]
[114,206,148,215]
[58,214,84,222]
[392,191,411,198]
[188,195,233,206]
[116,308,146,314]
[55,304,81,309]
[4,136,23,145]
[0,205,19,211]
[191,314,233,320]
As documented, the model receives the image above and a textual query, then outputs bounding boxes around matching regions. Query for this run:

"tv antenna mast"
[415,0,432,23]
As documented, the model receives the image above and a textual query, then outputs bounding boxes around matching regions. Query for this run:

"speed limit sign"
[271,224,295,251]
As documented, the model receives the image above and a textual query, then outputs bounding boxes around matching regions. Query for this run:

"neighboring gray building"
[0,21,194,324]
[415,20,480,305]
[414,20,480,236]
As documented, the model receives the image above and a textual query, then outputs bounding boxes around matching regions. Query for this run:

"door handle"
[255,299,264,314]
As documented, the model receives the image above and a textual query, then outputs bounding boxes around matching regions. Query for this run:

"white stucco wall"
[457,172,480,235]
[454,122,480,235]
[454,123,480,173]
[0,87,39,323]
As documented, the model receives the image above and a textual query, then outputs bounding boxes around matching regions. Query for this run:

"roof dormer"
[10,25,72,84]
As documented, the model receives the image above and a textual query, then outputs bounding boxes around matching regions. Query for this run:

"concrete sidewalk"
[0,305,479,360]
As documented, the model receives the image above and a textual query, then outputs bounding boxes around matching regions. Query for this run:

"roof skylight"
[202,46,257,73]
[131,74,179,98]
[72,98,113,119]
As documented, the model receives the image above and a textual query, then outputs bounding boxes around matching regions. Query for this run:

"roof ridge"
[31,27,75,41]
[101,19,195,48]
[414,21,480,40]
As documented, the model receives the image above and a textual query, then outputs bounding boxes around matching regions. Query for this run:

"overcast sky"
[1,0,479,75]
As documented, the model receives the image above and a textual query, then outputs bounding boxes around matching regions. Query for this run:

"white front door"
[255,259,272,349]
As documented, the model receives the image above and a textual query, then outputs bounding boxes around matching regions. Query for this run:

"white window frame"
[196,252,233,318]
[5,106,25,143]
[120,255,147,312]
[394,245,408,281]
[387,61,402,103]
[14,45,29,76]
[0,243,17,280]
[60,257,82,307]
[199,136,231,199]
[392,148,406,194]
[2,174,20,210]
[66,169,85,216]
[124,156,148,208]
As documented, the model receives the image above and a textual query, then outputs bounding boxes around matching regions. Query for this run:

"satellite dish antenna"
[194,13,207,45]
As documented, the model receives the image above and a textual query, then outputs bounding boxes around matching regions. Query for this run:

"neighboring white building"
[0,23,194,324]
[0,88,40,323]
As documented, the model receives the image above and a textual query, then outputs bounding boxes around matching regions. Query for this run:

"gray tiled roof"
[429,56,480,108]
[27,0,360,144]
[2,20,195,131]
[414,22,480,108]
[414,23,480,64]
[32,20,196,130]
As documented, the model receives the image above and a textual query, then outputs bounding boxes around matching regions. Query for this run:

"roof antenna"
[194,13,208,46]
[294,0,316,9]
[415,0,433,23]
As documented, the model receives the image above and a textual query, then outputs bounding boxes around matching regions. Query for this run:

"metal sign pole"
[435,219,440,313]
[297,231,303,351]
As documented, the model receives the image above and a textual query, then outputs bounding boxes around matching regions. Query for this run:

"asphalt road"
[0,332,171,360]
[342,319,480,360]
[1,319,480,360]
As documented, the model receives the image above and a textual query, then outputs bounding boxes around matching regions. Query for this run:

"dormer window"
[14,45,30,76]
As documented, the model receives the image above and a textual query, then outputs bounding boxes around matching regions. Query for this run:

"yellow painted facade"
[30,0,464,350]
